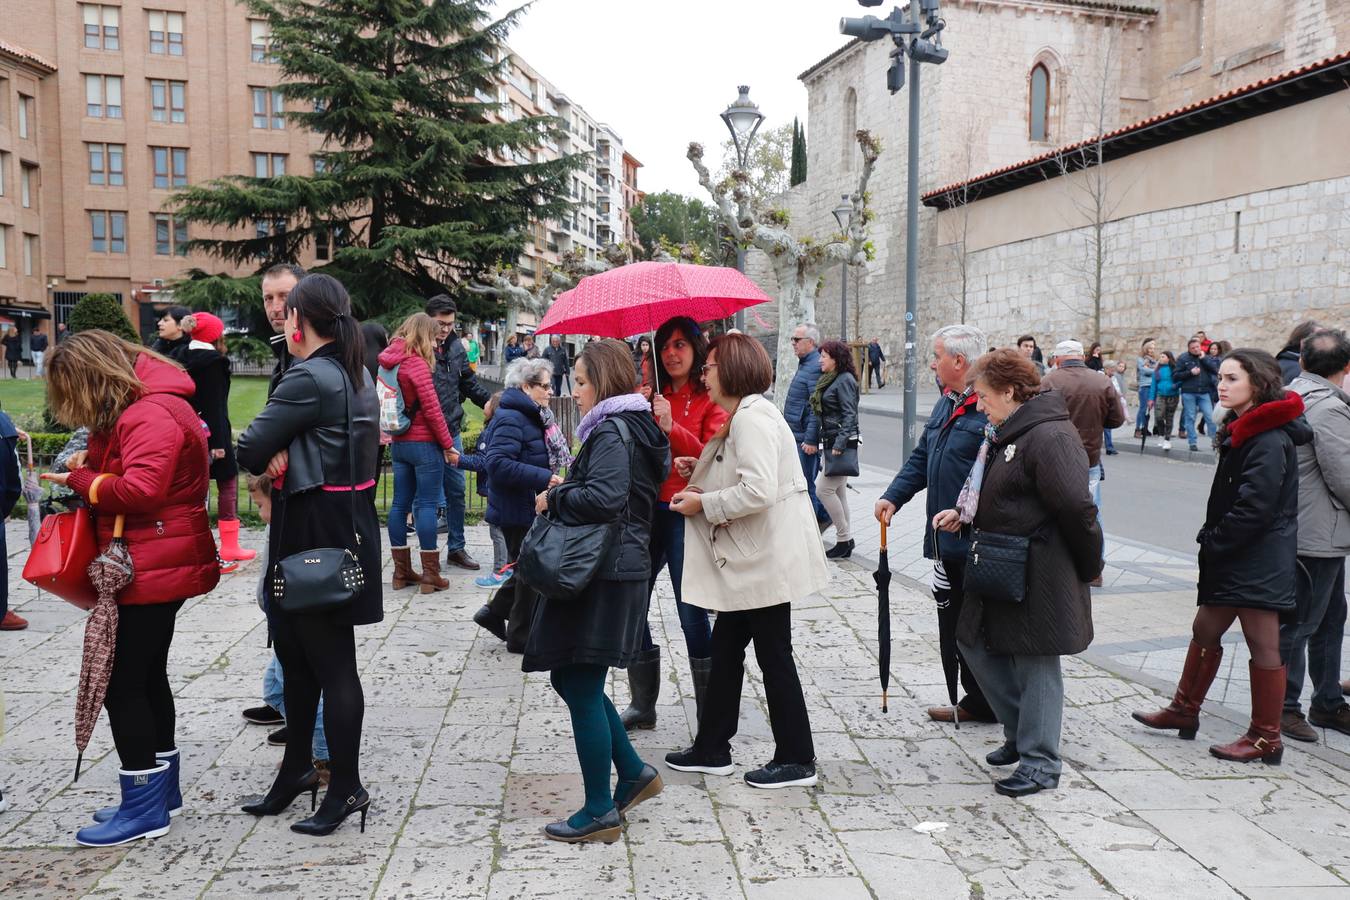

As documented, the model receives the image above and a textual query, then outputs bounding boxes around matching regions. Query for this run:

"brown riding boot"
[1210,662,1285,765]
[1132,641,1223,739]
[391,547,421,591]
[419,550,449,593]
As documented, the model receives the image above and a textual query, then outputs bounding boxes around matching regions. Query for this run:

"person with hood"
[1133,349,1311,765]
[41,330,221,847]
[177,312,252,566]
[379,313,457,594]
[523,339,670,843]
[665,334,830,790]
[1279,330,1350,742]
[1278,320,1321,386]
[150,306,193,360]
[932,349,1103,797]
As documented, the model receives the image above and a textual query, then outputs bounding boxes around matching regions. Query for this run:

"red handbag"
[23,506,99,610]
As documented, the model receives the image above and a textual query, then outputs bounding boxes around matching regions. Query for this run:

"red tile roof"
[924,48,1350,206]
[0,39,55,74]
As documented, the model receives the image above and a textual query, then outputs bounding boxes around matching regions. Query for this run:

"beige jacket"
[680,394,831,612]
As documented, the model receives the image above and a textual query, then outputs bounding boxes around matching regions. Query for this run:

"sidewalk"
[4,500,1350,898]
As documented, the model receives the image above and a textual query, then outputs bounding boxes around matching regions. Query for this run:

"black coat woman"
[933,349,1103,797]
[150,305,192,360]
[1134,349,1310,764]
[236,273,382,835]
[2,327,20,377]
[524,339,670,843]
[811,340,861,559]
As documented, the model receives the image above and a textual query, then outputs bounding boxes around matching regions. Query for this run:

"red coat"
[377,338,454,448]
[67,354,221,605]
[659,382,729,503]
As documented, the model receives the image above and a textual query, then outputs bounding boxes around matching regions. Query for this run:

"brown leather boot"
[1132,641,1223,739]
[419,550,449,593]
[1210,662,1285,764]
[391,547,421,591]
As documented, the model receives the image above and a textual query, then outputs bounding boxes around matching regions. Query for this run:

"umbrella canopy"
[535,262,772,339]
[874,522,892,713]
[73,515,132,780]
[23,435,41,545]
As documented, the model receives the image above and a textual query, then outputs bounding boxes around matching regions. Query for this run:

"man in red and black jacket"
[875,324,997,725]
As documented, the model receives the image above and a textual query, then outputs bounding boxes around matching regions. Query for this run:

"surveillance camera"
[840,15,888,40]
[910,38,948,64]
[856,0,885,6]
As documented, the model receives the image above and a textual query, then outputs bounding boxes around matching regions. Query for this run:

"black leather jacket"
[237,344,380,496]
[433,336,490,436]
[817,371,860,453]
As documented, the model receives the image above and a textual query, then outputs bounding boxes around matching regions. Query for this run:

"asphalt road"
[857,409,1213,552]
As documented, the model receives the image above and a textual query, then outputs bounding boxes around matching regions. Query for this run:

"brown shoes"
[446,548,480,571]
[390,547,421,591]
[1281,710,1319,743]
[1132,641,1223,739]
[927,705,996,724]
[1308,703,1350,736]
[1209,662,1285,765]
[0,610,28,630]
[419,551,449,593]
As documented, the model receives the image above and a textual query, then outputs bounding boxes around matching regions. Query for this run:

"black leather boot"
[620,647,661,731]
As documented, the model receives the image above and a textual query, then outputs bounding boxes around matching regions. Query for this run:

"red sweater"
[378,338,454,448]
[658,381,729,503]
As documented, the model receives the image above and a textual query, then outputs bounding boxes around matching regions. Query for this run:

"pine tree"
[789,118,808,187]
[67,293,139,343]
[172,0,579,319]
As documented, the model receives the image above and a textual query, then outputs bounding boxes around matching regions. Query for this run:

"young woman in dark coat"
[236,274,382,836]
[1134,349,1311,764]
[524,339,670,844]
[812,339,861,559]
[933,349,1103,797]
[150,305,192,360]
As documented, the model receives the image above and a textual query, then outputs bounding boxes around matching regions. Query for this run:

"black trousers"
[487,524,537,651]
[105,600,184,770]
[270,610,364,800]
[695,602,814,765]
[938,558,997,720]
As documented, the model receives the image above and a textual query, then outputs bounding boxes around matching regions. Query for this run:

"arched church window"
[1029,63,1050,142]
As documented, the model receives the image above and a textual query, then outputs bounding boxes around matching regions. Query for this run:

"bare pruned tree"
[947,115,988,324]
[465,244,630,337]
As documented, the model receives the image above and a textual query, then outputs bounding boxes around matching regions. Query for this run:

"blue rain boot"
[92,749,181,823]
[75,762,172,847]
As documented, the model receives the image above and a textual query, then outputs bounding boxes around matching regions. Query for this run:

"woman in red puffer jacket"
[377,312,456,593]
[42,330,220,847]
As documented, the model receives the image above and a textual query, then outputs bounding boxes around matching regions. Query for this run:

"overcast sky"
[491,0,857,198]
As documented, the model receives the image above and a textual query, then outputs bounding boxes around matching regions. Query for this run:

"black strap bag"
[821,439,860,477]
[964,528,1033,605]
[270,359,366,615]
[516,419,632,602]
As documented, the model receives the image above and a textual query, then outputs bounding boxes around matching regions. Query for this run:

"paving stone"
[743,876,872,899]
[632,840,742,899]
[1136,808,1344,888]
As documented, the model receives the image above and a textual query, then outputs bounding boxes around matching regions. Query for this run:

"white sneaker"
[1153,437,1165,448]
[1162,439,1172,451]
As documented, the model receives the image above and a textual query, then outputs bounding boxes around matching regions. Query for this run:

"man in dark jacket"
[542,335,569,393]
[0,409,23,630]
[784,323,829,527]
[426,294,491,570]
[29,326,48,378]
[1175,336,1219,451]
[876,324,996,724]
[262,263,305,397]
[867,338,886,389]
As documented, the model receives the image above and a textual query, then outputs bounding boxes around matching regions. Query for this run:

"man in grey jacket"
[1280,329,1350,741]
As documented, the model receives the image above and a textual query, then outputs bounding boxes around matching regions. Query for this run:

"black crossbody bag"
[270,359,366,615]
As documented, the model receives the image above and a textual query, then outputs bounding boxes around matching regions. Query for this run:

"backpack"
[376,362,417,435]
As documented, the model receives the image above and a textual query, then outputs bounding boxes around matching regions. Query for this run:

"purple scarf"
[576,392,651,444]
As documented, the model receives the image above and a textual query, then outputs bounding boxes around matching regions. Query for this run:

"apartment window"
[313,224,347,261]
[251,87,284,129]
[0,226,7,268]
[153,213,187,256]
[85,75,122,118]
[23,234,35,276]
[253,218,285,239]
[90,210,127,253]
[152,147,188,188]
[251,153,286,178]
[312,155,326,174]
[250,20,275,63]
[149,79,186,123]
[82,4,120,50]
[87,143,125,186]
[17,94,32,138]
[20,165,37,208]
[0,152,6,196]
[147,10,184,56]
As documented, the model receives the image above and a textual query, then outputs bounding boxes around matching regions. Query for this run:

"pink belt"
[323,479,376,493]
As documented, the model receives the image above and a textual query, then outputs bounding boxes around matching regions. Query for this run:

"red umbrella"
[73,514,132,780]
[535,262,772,339]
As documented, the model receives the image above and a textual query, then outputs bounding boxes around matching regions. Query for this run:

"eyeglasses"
[528,380,551,389]
[790,337,806,343]
[701,363,718,374]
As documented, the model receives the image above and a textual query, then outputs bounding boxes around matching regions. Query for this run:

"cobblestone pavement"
[4,473,1350,900]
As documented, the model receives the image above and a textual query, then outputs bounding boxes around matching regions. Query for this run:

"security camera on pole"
[840,0,947,460]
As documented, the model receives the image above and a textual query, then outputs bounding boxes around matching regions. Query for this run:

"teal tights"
[551,664,645,827]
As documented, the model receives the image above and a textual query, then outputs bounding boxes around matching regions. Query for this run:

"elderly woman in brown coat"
[934,348,1103,797]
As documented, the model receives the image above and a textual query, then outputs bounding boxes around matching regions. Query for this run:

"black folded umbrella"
[874,522,892,713]
[934,582,961,730]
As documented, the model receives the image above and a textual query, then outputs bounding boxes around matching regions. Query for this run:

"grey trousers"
[1280,555,1347,715]
[957,637,1064,778]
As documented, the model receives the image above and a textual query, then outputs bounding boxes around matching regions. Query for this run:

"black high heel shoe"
[291,788,370,836]
[241,769,320,816]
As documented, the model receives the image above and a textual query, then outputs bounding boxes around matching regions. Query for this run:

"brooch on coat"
[1004,444,1017,462]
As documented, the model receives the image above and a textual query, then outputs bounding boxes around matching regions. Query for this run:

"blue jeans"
[1135,387,1151,432]
[263,653,328,761]
[442,435,466,553]
[1280,556,1347,715]
[1180,393,1214,447]
[797,443,828,523]
[641,504,712,658]
[388,441,445,550]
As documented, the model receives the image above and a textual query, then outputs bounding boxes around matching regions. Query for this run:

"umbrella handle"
[880,521,887,551]
[112,515,125,539]
[24,432,32,469]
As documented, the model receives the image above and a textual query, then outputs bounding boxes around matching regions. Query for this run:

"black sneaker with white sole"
[664,746,734,776]
[744,762,817,789]
[242,704,285,726]
[266,726,289,747]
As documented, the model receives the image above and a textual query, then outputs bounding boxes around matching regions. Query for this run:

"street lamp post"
[721,85,764,332]
[832,195,853,343]
[841,0,947,461]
